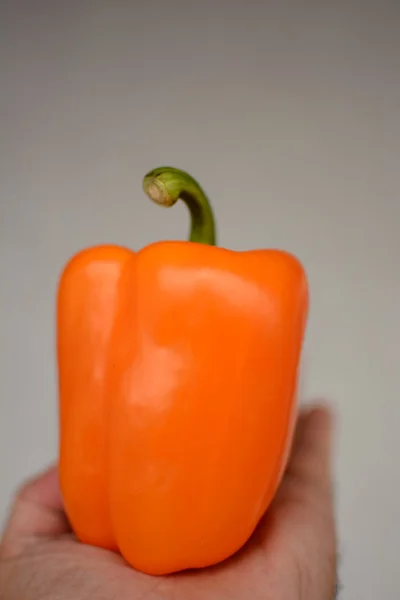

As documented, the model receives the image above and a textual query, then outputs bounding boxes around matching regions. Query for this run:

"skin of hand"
[0,405,337,600]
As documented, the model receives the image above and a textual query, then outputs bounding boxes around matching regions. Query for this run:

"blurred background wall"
[1,1,399,597]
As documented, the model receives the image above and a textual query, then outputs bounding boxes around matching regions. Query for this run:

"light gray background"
[1,1,399,598]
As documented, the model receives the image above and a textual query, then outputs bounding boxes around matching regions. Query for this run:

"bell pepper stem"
[143,166,216,246]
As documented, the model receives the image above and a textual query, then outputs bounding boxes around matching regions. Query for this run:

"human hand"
[0,406,337,599]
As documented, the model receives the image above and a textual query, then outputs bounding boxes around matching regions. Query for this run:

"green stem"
[142,166,216,246]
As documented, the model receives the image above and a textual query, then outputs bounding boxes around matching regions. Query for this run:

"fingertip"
[17,463,63,511]
[0,463,69,558]
[298,401,336,446]
[300,401,335,424]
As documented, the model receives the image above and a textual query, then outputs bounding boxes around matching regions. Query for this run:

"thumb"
[258,405,338,599]
[285,404,335,497]
[0,464,70,559]
[272,404,337,538]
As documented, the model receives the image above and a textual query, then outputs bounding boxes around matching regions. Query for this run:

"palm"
[6,513,307,600]
[0,408,337,600]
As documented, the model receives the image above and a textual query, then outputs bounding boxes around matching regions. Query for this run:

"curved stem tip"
[143,166,216,246]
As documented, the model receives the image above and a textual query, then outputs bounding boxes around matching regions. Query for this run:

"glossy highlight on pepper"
[57,166,309,575]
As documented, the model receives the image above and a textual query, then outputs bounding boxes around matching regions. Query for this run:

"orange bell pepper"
[57,166,309,576]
